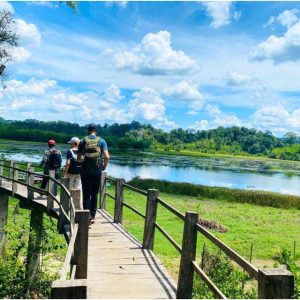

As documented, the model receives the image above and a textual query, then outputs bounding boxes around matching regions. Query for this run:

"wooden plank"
[0,192,8,241]
[51,279,87,299]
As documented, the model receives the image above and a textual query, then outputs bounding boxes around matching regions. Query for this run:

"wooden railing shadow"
[100,171,295,299]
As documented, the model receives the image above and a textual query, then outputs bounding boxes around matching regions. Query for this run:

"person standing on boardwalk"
[40,139,62,196]
[64,137,82,190]
[77,123,110,227]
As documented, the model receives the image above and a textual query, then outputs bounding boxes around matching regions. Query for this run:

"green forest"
[0,117,300,161]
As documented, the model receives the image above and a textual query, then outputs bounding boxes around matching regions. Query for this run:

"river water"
[1,141,300,196]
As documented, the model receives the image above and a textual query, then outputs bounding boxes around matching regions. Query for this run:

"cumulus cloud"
[102,84,123,103]
[251,20,300,63]
[202,1,240,29]
[251,105,300,134]
[15,19,42,46]
[163,80,204,111]
[104,30,198,76]
[224,71,260,87]
[8,46,32,62]
[128,87,176,128]
[265,9,299,28]
[0,1,14,12]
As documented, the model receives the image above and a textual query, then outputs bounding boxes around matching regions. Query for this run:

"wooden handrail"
[60,224,79,280]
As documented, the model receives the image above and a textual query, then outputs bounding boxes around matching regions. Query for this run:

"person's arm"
[40,150,48,167]
[77,140,84,162]
[64,159,71,177]
[100,139,109,171]
[102,150,110,171]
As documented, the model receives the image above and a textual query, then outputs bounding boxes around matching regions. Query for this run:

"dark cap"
[87,123,97,131]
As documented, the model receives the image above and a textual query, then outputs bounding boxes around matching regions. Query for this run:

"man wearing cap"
[64,137,81,190]
[40,139,62,196]
[77,123,110,226]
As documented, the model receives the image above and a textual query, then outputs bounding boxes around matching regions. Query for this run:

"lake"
[1,140,300,196]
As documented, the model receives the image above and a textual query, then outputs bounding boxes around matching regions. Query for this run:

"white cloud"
[105,30,198,76]
[102,84,123,103]
[0,1,14,12]
[251,105,300,134]
[202,1,240,29]
[4,78,56,95]
[224,71,260,87]
[191,120,209,130]
[26,1,59,8]
[251,21,300,63]
[105,1,128,8]
[128,87,176,128]
[10,98,34,109]
[163,80,204,110]
[265,9,299,28]
[8,46,32,62]
[205,104,221,115]
[15,19,42,46]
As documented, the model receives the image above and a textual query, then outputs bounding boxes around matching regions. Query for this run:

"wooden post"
[176,211,199,299]
[114,178,124,223]
[26,206,44,292]
[258,268,294,299]
[51,279,87,299]
[0,160,3,187]
[0,192,9,241]
[27,166,35,201]
[71,189,82,210]
[74,210,89,279]
[142,189,159,250]
[12,162,18,196]
[59,177,71,233]
[47,170,55,210]
[9,160,14,179]
[100,171,107,209]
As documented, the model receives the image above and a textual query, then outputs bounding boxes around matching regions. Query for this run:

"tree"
[283,132,298,145]
[0,10,18,78]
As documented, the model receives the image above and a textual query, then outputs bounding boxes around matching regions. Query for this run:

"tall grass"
[128,177,300,209]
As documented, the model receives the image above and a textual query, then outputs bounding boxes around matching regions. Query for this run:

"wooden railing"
[100,171,295,299]
[0,159,89,299]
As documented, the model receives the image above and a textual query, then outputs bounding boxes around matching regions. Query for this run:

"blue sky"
[1,1,300,136]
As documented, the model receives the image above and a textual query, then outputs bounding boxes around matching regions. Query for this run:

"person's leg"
[67,174,75,189]
[90,173,101,219]
[40,168,49,190]
[81,173,91,214]
[74,174,82,190]
[54,169,60,196]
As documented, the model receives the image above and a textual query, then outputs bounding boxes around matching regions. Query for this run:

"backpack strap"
[69,149,77,160]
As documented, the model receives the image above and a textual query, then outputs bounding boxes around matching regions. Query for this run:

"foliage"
[0,9,18,80]
[270,144,300,161]
[0,200,67,298]
[128,177,300,209]
[193,249,256,299]
[274,249,300,298]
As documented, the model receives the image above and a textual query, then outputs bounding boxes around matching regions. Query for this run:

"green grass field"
[105,185,300,279]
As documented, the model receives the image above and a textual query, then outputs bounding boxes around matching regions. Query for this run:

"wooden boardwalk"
[0,177,176,299]
[87,210,175,299]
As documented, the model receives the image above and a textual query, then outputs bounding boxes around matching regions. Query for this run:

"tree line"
[0,117,299,160]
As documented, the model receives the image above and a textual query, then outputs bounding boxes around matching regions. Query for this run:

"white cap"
[68,137,80,144]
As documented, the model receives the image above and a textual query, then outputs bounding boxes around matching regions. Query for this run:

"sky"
[1,1,300,136]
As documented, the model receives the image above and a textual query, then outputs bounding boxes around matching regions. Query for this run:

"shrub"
[128,178,300,209]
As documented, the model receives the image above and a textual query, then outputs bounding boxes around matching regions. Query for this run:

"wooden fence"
[100,171,295,299]
[0,159,89,299]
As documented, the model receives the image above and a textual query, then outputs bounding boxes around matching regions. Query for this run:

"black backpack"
[48,149,62,169]
[68,149,82,174]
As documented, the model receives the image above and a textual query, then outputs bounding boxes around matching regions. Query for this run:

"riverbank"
[152,148,300,165]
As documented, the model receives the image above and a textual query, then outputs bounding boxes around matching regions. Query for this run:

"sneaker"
[91,218,95,224]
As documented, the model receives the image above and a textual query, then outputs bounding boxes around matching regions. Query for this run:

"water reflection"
[1,146,300,196]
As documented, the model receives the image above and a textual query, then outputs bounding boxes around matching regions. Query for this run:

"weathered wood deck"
[0,178,176,299]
